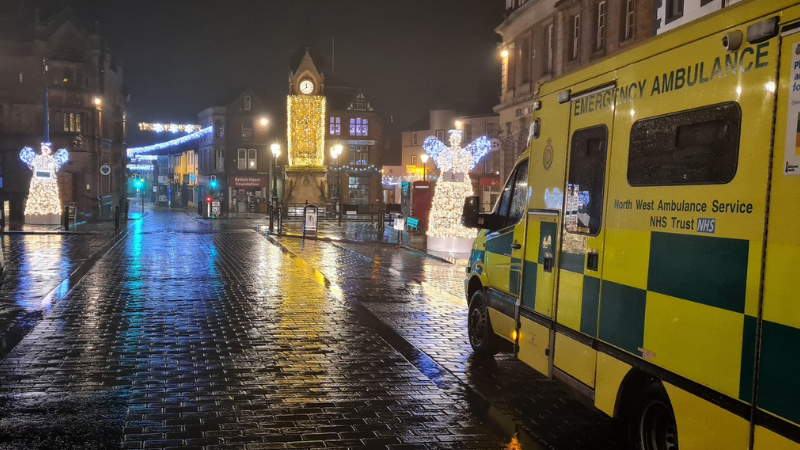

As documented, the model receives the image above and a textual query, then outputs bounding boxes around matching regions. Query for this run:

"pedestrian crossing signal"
[210,175,218,189]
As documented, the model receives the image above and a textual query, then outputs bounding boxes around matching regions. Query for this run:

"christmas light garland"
[127,126,213,156]
[138,123,201,133]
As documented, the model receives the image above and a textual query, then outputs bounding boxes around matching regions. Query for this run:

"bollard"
[63,204,70,231]
[277,205,283,235]
[114,205,120,233]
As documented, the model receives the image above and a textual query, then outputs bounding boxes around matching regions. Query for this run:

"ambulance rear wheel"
[629,382,678,450]
[468,290,499,357]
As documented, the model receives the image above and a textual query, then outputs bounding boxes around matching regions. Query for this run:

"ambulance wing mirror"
[462,196,503,231]
[462,196,481,228]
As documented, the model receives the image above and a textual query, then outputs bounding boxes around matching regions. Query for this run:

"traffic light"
[132,173,143,188]
[206,196,212,203]
[210,175,218,189]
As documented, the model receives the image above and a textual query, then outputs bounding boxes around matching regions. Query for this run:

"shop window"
[348,176,370,205]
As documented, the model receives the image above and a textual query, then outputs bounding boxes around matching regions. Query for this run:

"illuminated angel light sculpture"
[20,143,68,222]
[423,130,491,253]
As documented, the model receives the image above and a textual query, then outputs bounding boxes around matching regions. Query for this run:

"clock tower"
[284,50,329,205]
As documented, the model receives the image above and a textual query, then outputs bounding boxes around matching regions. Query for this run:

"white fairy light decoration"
[20,143,69,217]
[423,130,491,241]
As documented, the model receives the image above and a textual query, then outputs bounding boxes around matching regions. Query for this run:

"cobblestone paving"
[274,237,626,450]
[0,220,118,338]
[0,209,517,449]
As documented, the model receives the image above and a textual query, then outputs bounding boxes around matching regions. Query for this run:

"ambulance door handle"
[587,252,599,271]
[511,242,522,250]
[543,254,553,273]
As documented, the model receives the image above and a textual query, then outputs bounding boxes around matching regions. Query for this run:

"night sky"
[7,1,505,151]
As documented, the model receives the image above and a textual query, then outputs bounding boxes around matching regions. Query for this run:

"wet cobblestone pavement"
[0,208,625,449]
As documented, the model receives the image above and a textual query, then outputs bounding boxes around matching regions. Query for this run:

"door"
[554,85,615,390]
[483,159,530,339]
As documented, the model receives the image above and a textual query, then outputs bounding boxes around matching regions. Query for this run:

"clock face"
[299,80,314,95]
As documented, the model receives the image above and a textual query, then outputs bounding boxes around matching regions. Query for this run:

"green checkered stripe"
[522,231,786,408]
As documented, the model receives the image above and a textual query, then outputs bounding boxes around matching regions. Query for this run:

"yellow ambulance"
[462,1,800,449]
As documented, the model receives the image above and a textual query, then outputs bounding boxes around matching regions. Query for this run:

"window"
[0,162,3,189]
[628,102,741,186]
[244,95,251,111]
[493,159,529,225]
[486,122,496,137]
[242,122,253,139]
[353,98,367,111]
[544,24,554,75]
[465,124,473,142]
[436,130,445,141]
[571,15,581,61]
[412,132,418,145]
[330,117,341,135]
[506,44,516,91]
[348,176,370,205]
[215,148,224,171]
[248,149,257,169]
[666,0,684,23]
[411,155,417,165]
[350,118,369,136]
[622,0,635,40]
[62,113,81,132]
[595,1,606,51]
[238,148,247,170]
[520,35,531,83]
[215,120,224,138]
[485,152,494,173]
[566,126,608,235]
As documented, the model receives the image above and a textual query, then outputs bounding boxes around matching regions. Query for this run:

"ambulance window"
[493,158,529,226]
[628,102,741,186]
[508,159,530,224]
[566,126,608,236]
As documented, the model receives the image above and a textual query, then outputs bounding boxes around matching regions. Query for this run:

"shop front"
[229,176,268,213]
[479,177,502,212]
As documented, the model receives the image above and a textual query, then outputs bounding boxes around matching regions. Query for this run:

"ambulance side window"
[627,101,741,186]
[566,126,608,236]
[493,159,530,227]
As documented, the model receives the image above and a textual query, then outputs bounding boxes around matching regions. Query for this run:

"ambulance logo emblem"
[543,138,554,170]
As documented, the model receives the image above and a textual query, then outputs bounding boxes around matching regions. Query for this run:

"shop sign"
[230,176,266,188]
[480,178,502,187]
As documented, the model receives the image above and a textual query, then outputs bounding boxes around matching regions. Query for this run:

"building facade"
[0,8,127,222]
[289,50,386,213]
[656,0,743,34]
[495,0,654,181]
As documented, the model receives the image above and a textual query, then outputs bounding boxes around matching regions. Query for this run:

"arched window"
[244,96,251,111]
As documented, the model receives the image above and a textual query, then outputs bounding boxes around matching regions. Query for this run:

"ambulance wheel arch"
[614,370,678,450]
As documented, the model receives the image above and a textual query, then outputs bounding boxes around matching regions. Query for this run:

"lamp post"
[270,142,280,233]
[420,153,429,181]
[330,143,343,225]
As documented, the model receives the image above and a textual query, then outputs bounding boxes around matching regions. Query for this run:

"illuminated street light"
[420,153,429,181]
[270,142,281,232]
[94,97,102,106]
[260,117,269,126]
[501,49,509,58]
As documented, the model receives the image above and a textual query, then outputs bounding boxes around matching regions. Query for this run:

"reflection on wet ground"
[0,208,556,449]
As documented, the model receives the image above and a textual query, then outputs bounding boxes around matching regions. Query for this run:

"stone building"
[0,8,127,222]
[495,0,654,181]
[289,50,386,213]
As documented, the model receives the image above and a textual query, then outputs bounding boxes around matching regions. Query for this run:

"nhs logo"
[697,218,716,234]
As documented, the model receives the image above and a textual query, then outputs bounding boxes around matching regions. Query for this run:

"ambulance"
[462,1,800,449]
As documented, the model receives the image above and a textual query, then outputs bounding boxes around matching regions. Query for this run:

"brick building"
[494,0,654,181]
[0,8,127,222]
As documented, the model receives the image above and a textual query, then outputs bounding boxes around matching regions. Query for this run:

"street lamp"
[330,143,343,225]
[420,153,429,181]
[270,142,280,232]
